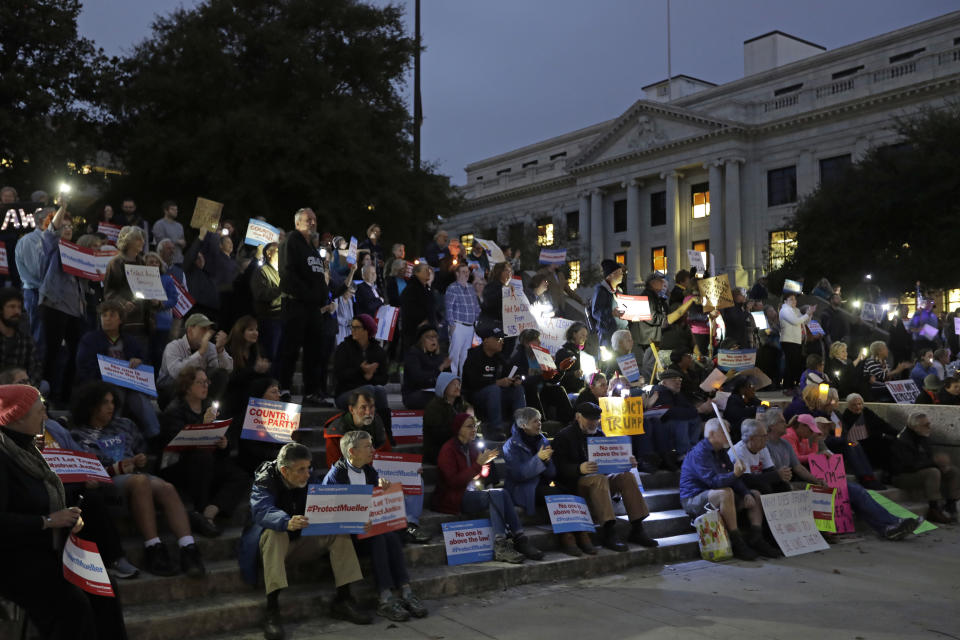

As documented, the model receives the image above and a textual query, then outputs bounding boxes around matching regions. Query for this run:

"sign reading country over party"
[63,535,114,597]
[616,353,641,382]
[886,379,920,405]
[170,277,195,319]
[390,410,423,444]
[538,248,567,264]
[808,454,854,534]
[598,396,645,436]
[303,485,373,535]
[244,218,281,246]
[717,348,757,372]
[587,435,633,473]
[357,485,407,539]
[163,419,232,451]
[42,448,112,484]
[124,264,168,301]
[97,222,121,244]
[373,452,423,495]
[442,519,494,566]
[545,495,595,533]
[59,240,115,281]
[615,295,652,322]
[240,398,302,443]
[97,355,157,397]
[0,241,8,275]
[760,491,829,558]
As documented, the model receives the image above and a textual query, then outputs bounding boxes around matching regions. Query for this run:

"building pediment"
[567,100,741,170]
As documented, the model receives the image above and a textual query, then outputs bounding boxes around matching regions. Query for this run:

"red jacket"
[433,437,483,514]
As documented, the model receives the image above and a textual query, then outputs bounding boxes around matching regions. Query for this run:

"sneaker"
[303,393,334,408]
[558,533,582,557]
[143,543,178,576]
[511,533,544,560]
[576,531,598,555]
[107,557,140,580]
[883,517,919,541]
[263,609,285,640]
[628,522,659,548]
[330,597,373,625]
[401,592,428,618]
[189,510,221,538]
[404,523,431,544]
[493,537,525,564]
[376,597,410,622]
[179,543,206,578]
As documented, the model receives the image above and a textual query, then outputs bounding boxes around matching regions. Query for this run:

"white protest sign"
[474,238,505,264]
[124,264,167,301]
[886,380,920,404]
[536,316,574,355]
[751,310,768,330]
[357,485,407,539]
[59,240,115,281]
[531,345,556,370]
[170,277,194,319]
[442,519,494,565]
[508,276,524,296]
[783,279,803,294]
[587,435,632,473]
[955,317,960,335]
[699,368,728,392]
[0,241,8,275]
[63,535,114,597]
[717,348,757,372]
[42,448,112,484]
[686,249,706,273]
[244,219,280,246]
[390,410,423,443]
[163,419,232,451]
[240,398,302,443]
[347,236,358,265]
[616,295,652,322]
[861,302,883,324]
[97,355,157,397]
[545,495,595,533]
[919,324,939,341]
[374,305,399,342]
[373,452,423,495]
[580,351,598,380]
[501,288,538,337]
[303,485,373,535]
[760,491,830,557]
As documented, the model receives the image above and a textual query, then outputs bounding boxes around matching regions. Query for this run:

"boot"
[729,529,758,561]
[628,520,659,548]
[512,533,544,560]
[558,533,582,557]
[263,609,285,640]
[601,521,627,552]
[576,531,598,555]
[493,536,525,563]
[746,526,782,558]
[925,506,956,524]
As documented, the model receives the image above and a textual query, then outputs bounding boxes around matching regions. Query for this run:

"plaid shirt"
[0,329,40,384]
[445,282,480,325]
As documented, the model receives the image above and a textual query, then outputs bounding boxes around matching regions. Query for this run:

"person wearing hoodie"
[434,413,543,563]
[422,372,465,465]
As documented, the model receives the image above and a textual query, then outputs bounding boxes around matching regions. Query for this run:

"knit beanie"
[451,412,474,435]
[0,385,40,425]
[435,372,460,398]
[356,313,378,336]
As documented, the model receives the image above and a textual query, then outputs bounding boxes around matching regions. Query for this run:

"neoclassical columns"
[724,157,744,283]
[624,178,643,280]
[705,160,725,273]
[590,188,604,263]
[660,170,683,274]
[577,190,591,259]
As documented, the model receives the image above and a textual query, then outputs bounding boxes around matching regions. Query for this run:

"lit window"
[651,246,667,272]
[768,230,797,270]
[614,252,626,266]
[567,260,581,288]
[536,219,554,246]
[691,183,710,218]
[948,289,960,313]
[460,234,474,254]
[692,240,709,253]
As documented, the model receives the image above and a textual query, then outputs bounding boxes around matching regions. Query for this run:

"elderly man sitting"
[552,403,657,552]
[678,417,781,560]
[889,413,960,524]
[238,443,371,640]
[729,419,791,494]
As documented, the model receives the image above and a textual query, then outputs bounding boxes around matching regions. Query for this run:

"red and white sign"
[59,240,115,281]
[163,419,232,451]
[0,241,8,275]
[375,305,399,342]
[616,295,652,322]
[170,277,195,319]
[390,410,423,444]
[357,484,407,539]
[404,261,415,278]
[97,222,121,245]
[373,452,423,495]
[63,535,114,597]
[531,345,556,370]
[42,448,112,484]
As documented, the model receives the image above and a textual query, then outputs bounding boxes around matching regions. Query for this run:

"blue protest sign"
[97,355,157,397]
[303,485,373,535]
[441,519,494,565]
[545,495,596,533]
[587,435,633,473]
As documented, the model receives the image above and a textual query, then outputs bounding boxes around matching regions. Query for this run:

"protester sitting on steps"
[401,324,451,410]
[333,313,393,443]
[323,430,429,623]
[889,413,959,524]
[460,319,525,441]
[422,372,465,465]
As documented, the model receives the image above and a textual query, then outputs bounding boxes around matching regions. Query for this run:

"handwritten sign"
[244,219,280,246]
[545,495,595,533]
[502,289,538,337]
[190,197,223,235]
[536,316,574,355]
[124,264,167,301]
[807,484,837,533]
[97,355,157,397]
[170,277,194,319]
[717,348,757,372]
[616,295,652,322]
[616,353,641,382]
[59,240,115,281]
[240,397,302,443]
[759,491,829,557]
[751,310,768,331]
[807,320,825,337]
[97,222,121,245]
[303,484,373,535]
[808,454,854,533]
[686,249,707,273]
[700,274,734,311]
[474,238,505,264]
[373,452,423,495]
[539,248,567,264]
[163,419,232,451]
[587,435,632,473]
[357,485,407,539]
[0,241,7,275]
[531,345,557,370]
[442,519,494,566]
[886,379,920,405]
[598,396,644,436]
[374,305,399,342]
[42,448,112,484]
[390,410,423,444]
[63,535,114,597]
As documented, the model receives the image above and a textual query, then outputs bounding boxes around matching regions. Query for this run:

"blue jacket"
[39,227,87,318]
[154,274,180,332]
[591,282,626,348]
[910,362,935,390]
[678,438,748,500]
[322,458,379,486]
[75,329,146,382]
[502,423,556,513]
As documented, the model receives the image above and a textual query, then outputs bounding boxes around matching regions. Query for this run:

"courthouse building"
[447,11,960,289]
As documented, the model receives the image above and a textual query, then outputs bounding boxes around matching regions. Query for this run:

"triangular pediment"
[567,100,740,169]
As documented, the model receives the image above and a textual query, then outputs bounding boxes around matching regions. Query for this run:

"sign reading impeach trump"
[598,396,644,436]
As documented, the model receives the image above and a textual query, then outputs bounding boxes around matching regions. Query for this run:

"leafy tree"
[107,0,458,248]
[781,105,960,295]
[0,0,108,193]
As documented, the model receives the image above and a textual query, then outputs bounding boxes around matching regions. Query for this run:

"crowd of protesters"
[0,185,957,639]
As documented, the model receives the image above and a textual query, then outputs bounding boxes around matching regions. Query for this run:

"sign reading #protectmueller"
[303,485,373,535]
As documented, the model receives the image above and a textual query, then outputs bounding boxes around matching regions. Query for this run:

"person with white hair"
[729,419,788,494]
[355,263,384,318]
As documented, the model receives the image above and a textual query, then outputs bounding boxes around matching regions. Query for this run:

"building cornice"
[459,175,577,210]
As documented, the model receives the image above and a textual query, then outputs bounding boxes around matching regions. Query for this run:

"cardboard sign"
[760,491,830,557]
[686,249,707,273]
[808,454,854,533]
[783,279,803,294]
[170,277,195,319]
[474,238,505,264]
[502,288,538,337]
[0,241,7,275]
[441,519,494,566]
[390,410,423,444]
[357,485,407,539]
[539,248,567,265]
[866,490,937,535]
[63,535,114,597]
[374,305,399,342]
[737,366,773,391]
[806,484,837,533]
[531,345,557,371]
[244,219,280,246]
[616,353,641,382]
[163,419,232,451]
[700,274,734,311]
[717,348,757,372]
[616,295,652,322]
[373,452,423,495]
[699,368,728,392]
[545,495,595,533]
[41,448,112,484]
[240,397,302,443]
[124,264,167,301]
[919,324,939,340]
[598,396,645,436]
[886,379,920,405]
[190,197,223,234]
[587,435,633,473]
[807,320,825,337]
[97,355,157,397]
[97,222,121,244]
[751,310,768,330]
[303,484,373,535]
[59,240,115,281]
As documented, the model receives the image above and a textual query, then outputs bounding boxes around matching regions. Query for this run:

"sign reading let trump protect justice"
[598,396,644,436]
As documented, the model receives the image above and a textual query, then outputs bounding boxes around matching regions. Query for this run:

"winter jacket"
[678,438,748,500]
[279,230,329,306]
[355,282,384,318]
[75,329,147,382]
[422,396,464,465]
[433,437,484,515]
[778,305,810,345]
[332,337,388,396]
[402,347,447,395]
[590,282,626,347]
[322,458,379,486]
[502,423,556,513]
[551,422,603,493]
[250,262,282,318]
[634,286,668,347]
[889,427,937,475]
